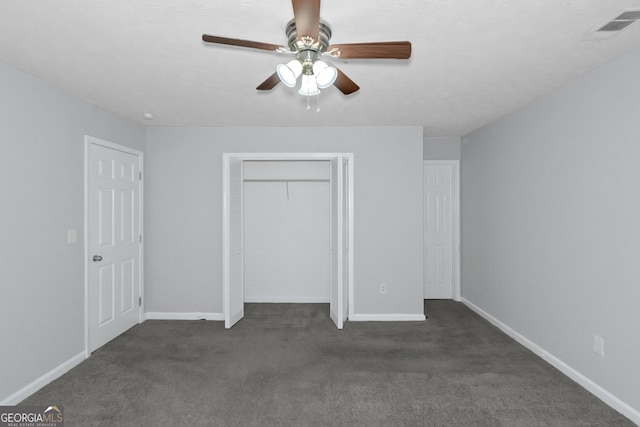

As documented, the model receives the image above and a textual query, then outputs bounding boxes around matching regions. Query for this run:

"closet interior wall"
[243,160,331,302]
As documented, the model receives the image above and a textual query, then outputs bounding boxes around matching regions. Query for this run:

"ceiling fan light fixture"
[298,74,321,96]
[202,1,412,101]
[313,60,337,89]
[276,60,302,87]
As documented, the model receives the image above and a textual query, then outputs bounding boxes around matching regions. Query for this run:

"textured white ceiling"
[2,0,640,135]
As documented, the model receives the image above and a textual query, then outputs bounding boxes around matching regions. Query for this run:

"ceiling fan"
[202,0,411,97]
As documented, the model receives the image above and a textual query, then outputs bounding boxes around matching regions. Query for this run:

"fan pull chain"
[316,92,320,113]
[306,93,310,110]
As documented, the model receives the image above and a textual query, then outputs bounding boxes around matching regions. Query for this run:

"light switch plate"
[593,335,605,357]
[67,229,77,244]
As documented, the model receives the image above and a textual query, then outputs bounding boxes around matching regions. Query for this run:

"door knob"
[92,255,103,262]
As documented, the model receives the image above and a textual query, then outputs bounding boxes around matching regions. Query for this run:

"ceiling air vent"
[597,10,640,32]
[598,20,635,32]
[584,9,640,40]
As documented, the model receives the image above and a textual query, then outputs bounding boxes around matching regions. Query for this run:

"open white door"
[223,155,244,328]
[87,138,142,352]
[329,156,347,329]
[340,157,349,324]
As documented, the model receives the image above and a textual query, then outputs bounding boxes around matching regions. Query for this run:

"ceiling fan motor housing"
[286,18,332,73]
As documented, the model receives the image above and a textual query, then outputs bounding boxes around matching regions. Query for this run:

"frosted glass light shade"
[298,74,320,96]
[313,60,337,89]
[277,60,303,87]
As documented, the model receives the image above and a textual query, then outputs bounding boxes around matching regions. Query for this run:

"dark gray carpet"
[21,301,633,426]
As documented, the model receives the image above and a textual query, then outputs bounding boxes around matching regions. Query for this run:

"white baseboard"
[349,313,426,322]
[0,351,86,405]
[144,312,223,321]
[244,297,330,303]
[461,298,640,425]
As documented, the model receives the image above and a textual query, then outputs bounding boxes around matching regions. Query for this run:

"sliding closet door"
[224,156,244,328]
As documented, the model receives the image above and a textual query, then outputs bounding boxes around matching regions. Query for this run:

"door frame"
[222,152,354,327]
[423,160,461,301]
[84,135,144,357]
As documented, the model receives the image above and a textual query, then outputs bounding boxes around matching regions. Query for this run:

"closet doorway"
[244,160,330,303]
[222,153,353,330]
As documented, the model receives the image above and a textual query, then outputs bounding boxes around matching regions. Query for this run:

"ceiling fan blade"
[292,0,320,42]
[202,34,285,52]
[327,41,412,59]
[334,68,359,95]
[256,73,281,91]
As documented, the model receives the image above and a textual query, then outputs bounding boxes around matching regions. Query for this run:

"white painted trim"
[462,298,640,425]
[85,135,144,156]
[83,139,90,358]
[244,297,330,303]
[84,135,144,356]
[349,313,426,322]
[144,312,224,321]
[0,352,85,405]
[347,156,355,324]
[224,153,348,160]
[223,153,355,327]
[423,160,461,301]
[330,310,339,326]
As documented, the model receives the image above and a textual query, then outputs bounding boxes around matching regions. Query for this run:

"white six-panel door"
[87,138,142,352]
[424,162,457,299]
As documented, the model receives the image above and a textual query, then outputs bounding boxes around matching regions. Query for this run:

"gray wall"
[423,136,461,160]
[144,126,424,318]
[461,49,640,415]
[0,62,145,402]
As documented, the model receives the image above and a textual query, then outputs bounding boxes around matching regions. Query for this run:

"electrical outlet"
[380,283,387,294]
[593,335,605,357]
